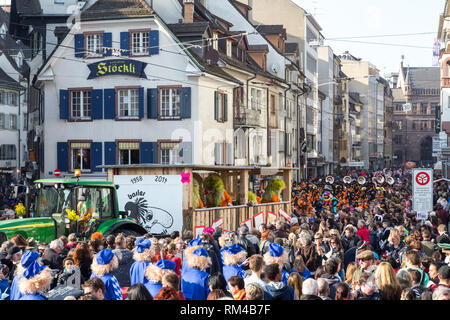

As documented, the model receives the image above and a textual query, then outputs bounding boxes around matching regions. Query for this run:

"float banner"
[114,175,182,235]
[87,59,147,79]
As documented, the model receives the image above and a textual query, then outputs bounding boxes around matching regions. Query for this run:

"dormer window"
[212,33,218,50]
[16,52,23,67]
[226,40,232,57]
[0,24,6,39]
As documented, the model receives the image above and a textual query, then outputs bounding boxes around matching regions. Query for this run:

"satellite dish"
[270,63,281,74]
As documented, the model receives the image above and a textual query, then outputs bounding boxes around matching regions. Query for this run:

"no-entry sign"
[412,169,433,214]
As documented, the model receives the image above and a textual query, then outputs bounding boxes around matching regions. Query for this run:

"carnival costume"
[204,174,232,207]
[129,238,153,286]
[222,244,247,283]
[264,243,289,285]
[262,178,285,203]
[144,259,176,297]
[18,251,52,300]
[181,246,211,300]
[90,249,123,300]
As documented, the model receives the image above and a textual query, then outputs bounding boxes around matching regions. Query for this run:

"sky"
[292,0,445,76]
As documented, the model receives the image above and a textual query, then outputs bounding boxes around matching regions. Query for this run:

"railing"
[191,201,292,232]
[234,107,262,127]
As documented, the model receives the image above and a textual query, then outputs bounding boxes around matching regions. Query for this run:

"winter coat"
[41,248,63,271]
[181,266,210,300]
[111,248,133,287]
[297,244,318,272]
[129,260,151,286]
[9,274,22,300]
[263,281,295,300]
[342,235,361,252]
[320,273,341,299]
[237,236,257,257]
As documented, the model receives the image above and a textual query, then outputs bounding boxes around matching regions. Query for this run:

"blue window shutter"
[91,142,102,172]
[57,142,68,172]
[74,34,84,57]
[92,89,103,120]
[138,87,144,119]
[103,89,116,119]
[147,88,158,119]
[224,93,228,122]
[140,142,153,164]
[120,32,130,56]
[103,32,112,56]
[59,90,69,120]
[149,30,159,55]
[152,142,158,163]
[180,87,191,119]
[104,142,116,165]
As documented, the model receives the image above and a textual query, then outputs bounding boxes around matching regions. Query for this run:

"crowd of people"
[0,169,449,300]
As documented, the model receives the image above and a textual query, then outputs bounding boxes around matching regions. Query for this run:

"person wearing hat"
[181,247,211,300]
[129,238,154,286]
[222,244,247,284]
[352,249,376,284]
[17,253,52,300]
[264,243,290,285]
[144,259,176,297]
[90,249,123,300]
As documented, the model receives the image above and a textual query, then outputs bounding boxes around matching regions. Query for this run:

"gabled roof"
[13,0,41,15]
[401,67,439,89]
[258,25,286,38]
[80,0,153,21]
[167,22,210,36]
[0,67,25,90]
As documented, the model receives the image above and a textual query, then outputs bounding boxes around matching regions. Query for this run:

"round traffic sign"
[54,169,61,177]
[415,172,430,186]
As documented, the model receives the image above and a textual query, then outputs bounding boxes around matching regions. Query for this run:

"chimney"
[184,0,194,23]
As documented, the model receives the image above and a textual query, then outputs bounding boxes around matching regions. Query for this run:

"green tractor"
[0,178,147,244]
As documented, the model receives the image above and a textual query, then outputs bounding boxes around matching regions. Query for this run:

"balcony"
[234,107,263,128]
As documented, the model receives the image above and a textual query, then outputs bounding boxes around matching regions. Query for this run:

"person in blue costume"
[180,236,203,274]
[10,250,40,300]
[0,264,10,300]
[18,256,52,300]
[144,259,176,297]
[217,232,237,273]
[181,247,211,300]
[222,244,247,283]
[264,243,289,285]
[130,238,153,286]
[90,249,123,300]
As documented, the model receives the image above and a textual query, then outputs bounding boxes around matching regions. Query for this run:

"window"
[420,103,428,115]
[131,31,149,56]
[160,141,180,164]
[412,104,417,114]
[306,54,317,74]
[212,33,219,50]
[0,144,16,160]
[395,104,403,112]
[270,95,276,114]
[216,91,226,122]
[71,142,91,172]
[118,88,139,118]
[0,23,6,39]
[393,135,402,144]
[10,114,17,129]
[0,113,4,128]
[159,87,181,119]
[15,51,23,67]
[71,90,92,120]
[118,141,140,165]
[250,88,263,110]
[226,40,232,57]
[286,69,292,83]
[86,33,103,57]
[394,120,403,130]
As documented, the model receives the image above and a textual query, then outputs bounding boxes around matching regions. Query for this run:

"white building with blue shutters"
[34,0,239,178]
